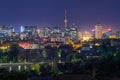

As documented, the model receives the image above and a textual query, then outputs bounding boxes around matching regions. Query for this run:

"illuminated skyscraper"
[69,25,77,40]
[44,27,51,37]
[20,26,38,37]
[53,27,61,34]
[20,26,25,32]
[95,24,103,39]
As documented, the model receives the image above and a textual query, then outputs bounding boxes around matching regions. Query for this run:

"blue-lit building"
[20,26,38,37]
[20,26,25,33]
[0,25,14,37]
[53,27,61,34]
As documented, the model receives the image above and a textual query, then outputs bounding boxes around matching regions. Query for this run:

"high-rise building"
[38,29,44,38]
[64,27,69,37]
[20,26,25,33]
[20,26,38,37]
[50,27,64,43]
[53,27,61,34]
[51,27,62,37]
[0,25,14,37]
[44,27,51,37]
[95,24,103,39]
[69,25,78,40]
[64,24,78,40]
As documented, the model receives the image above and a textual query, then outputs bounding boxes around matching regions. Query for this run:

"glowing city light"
[107,28,112,32]
[92,29,95,32]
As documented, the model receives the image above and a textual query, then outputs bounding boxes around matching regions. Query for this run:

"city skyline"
[0,0,120,31]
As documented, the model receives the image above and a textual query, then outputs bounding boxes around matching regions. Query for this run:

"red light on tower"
[107,28,112,32]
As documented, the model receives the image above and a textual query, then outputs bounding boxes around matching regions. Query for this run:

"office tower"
[95,24,103,39]
[64,27,69,37]
[44,27,51,37]
[50,27,64,43]
[20,26,25,33]
[21,26,38,37]
[38,29,44,38]
[69,25,78,40]
[0,25,14,37]
[53,27,61,34]
[51,27,62,38]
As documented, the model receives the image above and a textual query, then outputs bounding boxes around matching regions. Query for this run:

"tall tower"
[95,24,103,39]
[64,10,68,28]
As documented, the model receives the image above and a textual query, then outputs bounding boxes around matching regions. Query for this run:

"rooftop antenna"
[64,10,68,28]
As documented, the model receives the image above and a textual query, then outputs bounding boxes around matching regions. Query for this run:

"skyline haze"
[0,0,120,31]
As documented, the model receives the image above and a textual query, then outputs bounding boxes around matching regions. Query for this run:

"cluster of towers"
[0,10,120,42]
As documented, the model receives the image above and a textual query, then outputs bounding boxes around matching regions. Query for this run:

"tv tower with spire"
[64,10,68,28]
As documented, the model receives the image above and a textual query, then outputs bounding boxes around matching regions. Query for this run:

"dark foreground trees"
[0,43,120,80]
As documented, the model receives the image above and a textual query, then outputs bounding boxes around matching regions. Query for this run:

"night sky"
[0,0,120,31]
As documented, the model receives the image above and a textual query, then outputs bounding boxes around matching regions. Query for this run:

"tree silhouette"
[8,43,22,62]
